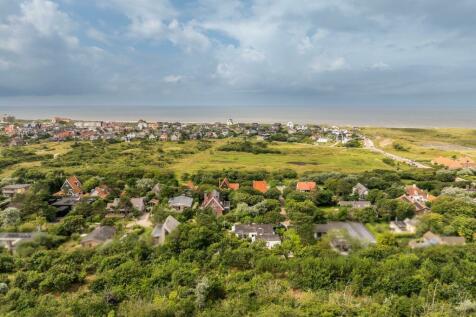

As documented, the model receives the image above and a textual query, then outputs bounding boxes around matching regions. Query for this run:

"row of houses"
[2,115,364,147]
[0,174,468,254]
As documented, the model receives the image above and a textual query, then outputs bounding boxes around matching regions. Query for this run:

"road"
[363,138,430,169]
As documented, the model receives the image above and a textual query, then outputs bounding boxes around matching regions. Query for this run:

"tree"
[1,207,21,227]
[55,215,87,236]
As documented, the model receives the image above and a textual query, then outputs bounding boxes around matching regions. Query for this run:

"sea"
[0,105,475,128]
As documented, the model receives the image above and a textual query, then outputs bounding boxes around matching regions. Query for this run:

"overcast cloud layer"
[1,0,476,107]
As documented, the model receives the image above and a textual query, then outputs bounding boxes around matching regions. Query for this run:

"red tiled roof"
[67,176,83,195]
[219,178,240,190]
[296,181,316,191]
[253,180,269,193]
[91,185,110,199]
[405,184,435,201]
[228,183,240,190]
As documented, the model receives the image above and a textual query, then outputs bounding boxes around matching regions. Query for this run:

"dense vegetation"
[0,139,476,316]
[217,141,281,154]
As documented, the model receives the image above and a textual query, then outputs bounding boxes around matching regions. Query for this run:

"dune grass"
[362,127,476,162]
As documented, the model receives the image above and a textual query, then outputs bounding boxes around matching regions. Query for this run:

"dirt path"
[363,138,430,169]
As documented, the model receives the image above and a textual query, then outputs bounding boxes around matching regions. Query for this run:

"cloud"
[163,74,183,83]
[0,0,108,96]
[371,62,390,70]
[1,0,476,106]
[311,57,347,72]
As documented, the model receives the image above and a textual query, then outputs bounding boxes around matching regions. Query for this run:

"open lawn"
[362,127,476,163]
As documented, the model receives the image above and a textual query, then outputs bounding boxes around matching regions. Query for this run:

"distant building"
[55,176,83,197]
[352,183,369,199]
[218,178,239,191]
[130,197,146,213]
[404,184,436,203]
[168,195,194,211]
[90,185,111,199]
[226,119,234,126]
[232,224,281,249]
[201,190,230,216]
[50,197,81,217]
[152,216,180,245]
[409,231,465,249]
[398,195,429,214]
[296,181,316,192]
[2,184,31,198]
[81,226,116,247]
[0,232,39,252]
[389,218,418,234]
[74,121,103,129]
[253,180,269,193]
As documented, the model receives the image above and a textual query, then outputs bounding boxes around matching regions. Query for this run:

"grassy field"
[8,128,476,179]
[0,142,72,178]
[362,127,476,163]
[3,139,399,177]
[170,140,395,176]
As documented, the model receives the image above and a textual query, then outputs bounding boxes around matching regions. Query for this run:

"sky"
[1,0,476,108]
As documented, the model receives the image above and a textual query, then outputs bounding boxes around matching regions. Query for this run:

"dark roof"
[233,224,275,235]
[51,197,80,207]
[168,195,193,207]
[81,226,116,243]
[2,184,31,190]
[0,232,36,239]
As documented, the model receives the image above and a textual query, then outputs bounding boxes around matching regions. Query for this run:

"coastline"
[1,105,475,128]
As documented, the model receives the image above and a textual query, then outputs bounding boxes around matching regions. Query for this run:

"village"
[0,114,358,146]
[1,115,476,316]
[1,115,475,256]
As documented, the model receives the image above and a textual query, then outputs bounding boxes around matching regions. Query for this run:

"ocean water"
[0,105,475,128]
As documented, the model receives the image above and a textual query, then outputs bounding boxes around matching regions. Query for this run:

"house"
[168,195,194,211]
[296,181,316,192]
[409,231,465,249]
[352,183,369,199]
[137,120,148,130]
[397,184,435,214]
[130,197,146,213]
[313,222,376,245]
[253,180,269,193]
[218,178,240,191]
[152,215,180,245]
[201,190,230,216]
[90,185,111,199]
[431,156,476,170]
[389,218,418,234]
[50,197,81,217]
[81,226,116,247]
[231,224,281,249]
[2,184,31,198]
[405,184,436,203]
[338,201,372,209]
[56,176,83,197]
[0,232,39,252]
